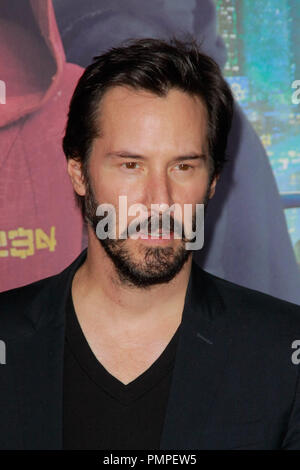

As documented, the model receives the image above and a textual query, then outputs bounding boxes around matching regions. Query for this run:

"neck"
[72,227,193,330]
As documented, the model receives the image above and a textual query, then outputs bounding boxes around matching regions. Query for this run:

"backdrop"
[1,0,299,305]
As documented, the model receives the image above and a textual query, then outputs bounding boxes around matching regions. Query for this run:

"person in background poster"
[53,0,300,305]
[0,0,83,292]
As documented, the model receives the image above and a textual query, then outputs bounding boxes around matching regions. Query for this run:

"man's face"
[73,86,217,288]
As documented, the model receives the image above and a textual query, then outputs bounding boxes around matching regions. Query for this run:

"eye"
[121,162,141,170]
[174,163,193,171]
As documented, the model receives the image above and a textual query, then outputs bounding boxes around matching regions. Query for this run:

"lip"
[138,231,175,243]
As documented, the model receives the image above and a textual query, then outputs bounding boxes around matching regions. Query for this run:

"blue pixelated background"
[215,0,300,265]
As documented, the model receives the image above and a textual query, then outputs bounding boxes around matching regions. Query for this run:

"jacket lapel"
[9,249,88,449]
[160,259,233,450]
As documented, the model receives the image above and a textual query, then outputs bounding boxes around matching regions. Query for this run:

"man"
[1,38,300,450]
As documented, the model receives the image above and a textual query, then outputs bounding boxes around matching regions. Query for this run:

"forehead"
[96,86,208,150]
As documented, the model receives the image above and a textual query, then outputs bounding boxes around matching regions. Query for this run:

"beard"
[83,177,211,289]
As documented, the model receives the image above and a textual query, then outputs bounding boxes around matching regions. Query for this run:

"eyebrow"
[105,151,206,162]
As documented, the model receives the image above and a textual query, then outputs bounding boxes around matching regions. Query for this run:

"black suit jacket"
[1,248,300,450]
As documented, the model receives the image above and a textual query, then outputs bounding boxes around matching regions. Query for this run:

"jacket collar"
[10,248,232,449]
[159,254,233,449]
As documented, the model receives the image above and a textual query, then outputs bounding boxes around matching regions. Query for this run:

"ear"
[67,158,86,196]
[208,173,220,199]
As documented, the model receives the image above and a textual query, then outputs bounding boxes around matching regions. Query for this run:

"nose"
[144,170,173,210]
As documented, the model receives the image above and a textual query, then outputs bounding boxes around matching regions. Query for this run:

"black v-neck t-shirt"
[62,289,181,450]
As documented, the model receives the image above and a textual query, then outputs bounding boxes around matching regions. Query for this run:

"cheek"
[194,174,211,201]
[176,179,209,205]
[91,177,146,218]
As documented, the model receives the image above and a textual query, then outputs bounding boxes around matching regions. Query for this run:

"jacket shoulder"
[0,250,86,339]
[201,268,300,332]
[0,275,55,304]
[0,273,60,339]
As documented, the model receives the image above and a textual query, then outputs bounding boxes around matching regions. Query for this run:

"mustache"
[122,214,197,241]
[89,205,198,242]
[136,216,181,234]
